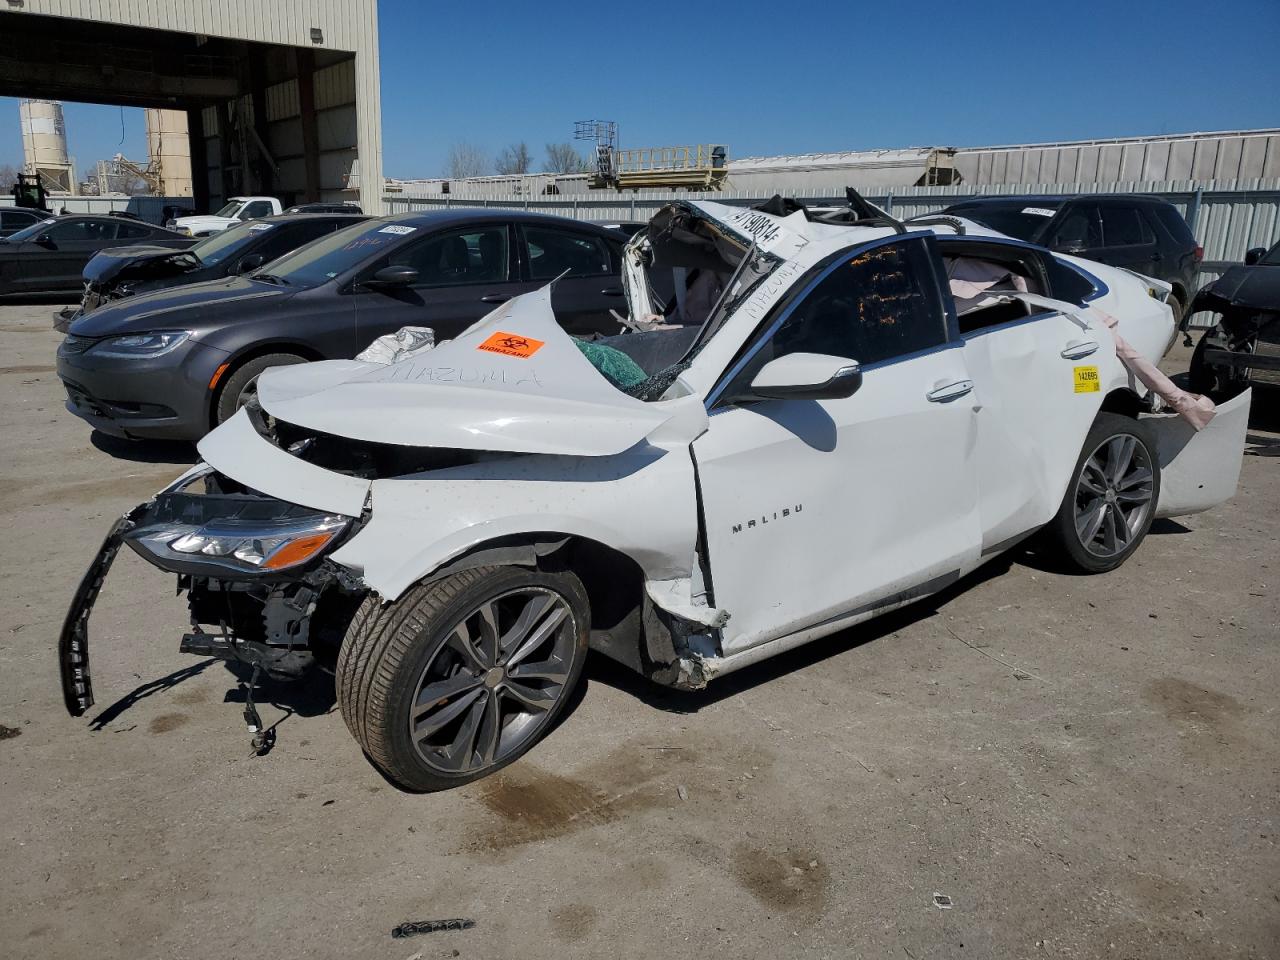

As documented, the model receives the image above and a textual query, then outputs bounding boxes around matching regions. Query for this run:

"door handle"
[1061,339,1099,360]
[926,379,974,403]
[600,286,623,297]
[479,294,512,304]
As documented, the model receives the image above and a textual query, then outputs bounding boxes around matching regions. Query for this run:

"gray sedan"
[57,210,631,442]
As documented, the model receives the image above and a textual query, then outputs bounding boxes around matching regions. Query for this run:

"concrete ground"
[0,299,1276,960]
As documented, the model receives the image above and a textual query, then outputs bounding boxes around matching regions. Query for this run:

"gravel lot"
[1,299,1277,960]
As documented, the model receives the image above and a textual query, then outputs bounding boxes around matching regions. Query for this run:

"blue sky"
[2,0,1278,178]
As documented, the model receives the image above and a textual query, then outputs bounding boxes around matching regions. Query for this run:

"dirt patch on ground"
[549,903,597,942]
[0,723,21,740]
[148,713,189,734]
[464,741,773,852]
[0,364,56,376]
[0,470,175,511]
[731,844,830,914]
[1145,677,1242,726]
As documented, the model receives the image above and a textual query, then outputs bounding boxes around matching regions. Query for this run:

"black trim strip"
[58,513,138,717]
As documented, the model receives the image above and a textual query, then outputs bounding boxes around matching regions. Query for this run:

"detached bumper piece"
[59,510,145,716]
[59,469,361,724]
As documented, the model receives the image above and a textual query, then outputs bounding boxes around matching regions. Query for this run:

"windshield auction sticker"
[477,332,545,358]
[1022,207,1057,217]
[378,225,417,235]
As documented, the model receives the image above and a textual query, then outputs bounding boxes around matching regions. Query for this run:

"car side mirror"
[748,352,863,401]
[1053,239,1087,255]
[362,265,419,289]
[36,233,54,247]
[236,254,266,275]
[1245,247,1266,266]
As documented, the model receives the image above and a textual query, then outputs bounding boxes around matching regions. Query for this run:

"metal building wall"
[15,0,384,212]
[954,130,1280,186]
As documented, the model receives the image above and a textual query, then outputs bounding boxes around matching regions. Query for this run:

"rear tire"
[1187,331,1219,395]
[213,352,305,426]
[1042,413,1161,573]
[336,566,590,792]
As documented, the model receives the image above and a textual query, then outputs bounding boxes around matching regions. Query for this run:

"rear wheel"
[1187,331,1220,395]
[213,352,305,425]
[336,566,589,791]
[1042,413,1161,573]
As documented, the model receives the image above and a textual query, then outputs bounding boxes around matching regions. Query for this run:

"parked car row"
[0,213,191,296]
[55,211,636,440]
[54,211,366,329]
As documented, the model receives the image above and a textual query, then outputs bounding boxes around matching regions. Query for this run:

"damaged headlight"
[130,514,350,574]
[90,331,191,359]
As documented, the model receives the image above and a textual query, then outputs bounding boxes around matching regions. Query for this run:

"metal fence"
[0,195,132,215]
[385,178,1280,326]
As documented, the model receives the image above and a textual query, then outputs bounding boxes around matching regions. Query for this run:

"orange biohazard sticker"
[477,331,545,358]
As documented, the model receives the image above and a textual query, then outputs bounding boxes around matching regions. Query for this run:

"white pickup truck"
[166,196,282,237]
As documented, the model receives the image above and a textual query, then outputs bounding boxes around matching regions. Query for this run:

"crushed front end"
[59,464,367,745]
[1191,281,1280,390]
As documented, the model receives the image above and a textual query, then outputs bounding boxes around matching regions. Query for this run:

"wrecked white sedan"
[60,199,1251,791]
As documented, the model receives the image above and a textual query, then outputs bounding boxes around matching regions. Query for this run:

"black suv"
[935,195,1202,320]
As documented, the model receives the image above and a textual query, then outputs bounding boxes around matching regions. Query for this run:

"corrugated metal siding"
[18,0,368,52]
[314,60,355,111]
[265,80,301,124]
[955,131,1280,186]
[14,0,384,212]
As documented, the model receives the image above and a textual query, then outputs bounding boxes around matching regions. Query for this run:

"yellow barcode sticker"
[1073,365,1101,393]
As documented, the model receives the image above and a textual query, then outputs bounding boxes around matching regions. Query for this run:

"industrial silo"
[19,99,76,194]
[145,109,193,197]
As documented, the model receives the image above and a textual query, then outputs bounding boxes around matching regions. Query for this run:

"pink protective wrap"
[1093,308,1216,430]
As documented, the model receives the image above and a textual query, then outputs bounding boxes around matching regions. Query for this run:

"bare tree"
[544,143,590,174]
[495,142,532,176]
[446,141,491,180]
[0,163,20,188]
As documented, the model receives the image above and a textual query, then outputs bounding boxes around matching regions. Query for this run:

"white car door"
[693,236,983,654]
[948,250,1116,553]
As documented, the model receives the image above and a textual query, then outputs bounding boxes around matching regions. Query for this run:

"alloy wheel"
[1073,433,1155,559]
[407,587,576,774]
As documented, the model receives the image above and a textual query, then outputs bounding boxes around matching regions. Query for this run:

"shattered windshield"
[614,204,781,400]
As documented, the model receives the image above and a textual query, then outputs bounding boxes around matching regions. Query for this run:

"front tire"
[1042,413,1161,573]
[336,566,589,791]
[214,352,305,426]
